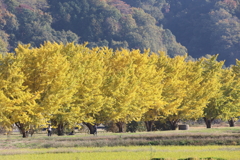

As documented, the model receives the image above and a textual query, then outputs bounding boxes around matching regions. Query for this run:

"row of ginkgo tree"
[0,42,240,137]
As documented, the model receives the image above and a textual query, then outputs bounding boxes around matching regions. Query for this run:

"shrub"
[103,121,126,133]
[154,121,172,131]
[126,121,138,132]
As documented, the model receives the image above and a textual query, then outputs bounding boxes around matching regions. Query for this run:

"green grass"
[0,146,239,160]
[2,126,240,138]
[0,127,240,148]
[0,126,239,159]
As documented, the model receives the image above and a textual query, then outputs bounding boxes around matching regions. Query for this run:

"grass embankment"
[0,126,239,160]
[0,127,239,148]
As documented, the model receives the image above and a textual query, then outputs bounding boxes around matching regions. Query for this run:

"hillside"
[1,0,240,65]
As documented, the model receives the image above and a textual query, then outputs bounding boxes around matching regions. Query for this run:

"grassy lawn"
[0,126,239,159]
[1,126,240,148]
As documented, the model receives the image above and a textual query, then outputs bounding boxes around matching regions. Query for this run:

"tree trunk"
[228,118,235,127]
[203,117,214,128]
[83,122,95,134]
[15,122,28,138]
[116,122,124,132]
[168,120,179,130]
[145,121,154,132]
[57,123,65,136]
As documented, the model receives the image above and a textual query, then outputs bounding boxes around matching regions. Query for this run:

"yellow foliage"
[0,42,239,133]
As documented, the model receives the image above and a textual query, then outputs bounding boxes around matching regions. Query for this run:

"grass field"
[0,126,239,160]
[0,146,240,160]
[1,126,240,148]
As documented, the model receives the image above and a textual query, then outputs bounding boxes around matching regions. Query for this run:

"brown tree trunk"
[168,119,179,130]
[228,118,235,127]
[57,123,65,136]
[203,117,214,128]
[83,122,95,134]
[145,121,154,132]
[116,122,124,132]
[15,122,28,138]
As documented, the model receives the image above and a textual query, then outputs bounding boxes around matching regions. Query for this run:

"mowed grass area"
[1,126,240,148]
[0,146,240,160]
[0,126,240,159]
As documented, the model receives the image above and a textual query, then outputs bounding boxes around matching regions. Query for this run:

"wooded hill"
[1,0,240,65]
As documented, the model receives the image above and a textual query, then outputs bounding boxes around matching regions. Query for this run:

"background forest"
[1,0,240,66]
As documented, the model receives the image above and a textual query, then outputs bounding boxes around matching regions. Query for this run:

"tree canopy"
[1,42,240,136]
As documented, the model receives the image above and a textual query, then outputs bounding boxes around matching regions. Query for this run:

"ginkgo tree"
[69,46,106,134]
[125,49,165,132]
[100,48,165,132]
[221,67,240,127]
[202,55,226,128]
[14,42,108,135]
[154,54,223,130]
[2,42,240,136]
[222,61,240,127]
[154,54,191,130]
[139,51,168,131]
[14,42,82,135]
[0,49,42,137]
[100,48,143,132]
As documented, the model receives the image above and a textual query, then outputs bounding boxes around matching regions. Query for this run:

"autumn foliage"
[0,42,240,137]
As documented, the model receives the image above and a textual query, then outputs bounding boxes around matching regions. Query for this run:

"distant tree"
[16,0,49,10]
[121,0,167,22]
[111,40,128,49]
[87,39,109,48]
[0,30,9,53]
[0,6,19,32]
[48,0,186,56]
[209,8,240,65]
[107,0,132,14]
[164,0,240,66]
[162,29,187,57]
[214,0,237,14]
[1,0,78,50]
[3,0,19,13]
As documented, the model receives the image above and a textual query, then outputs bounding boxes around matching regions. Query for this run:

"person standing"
[47,125,52,136]
[93,124,97,136]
